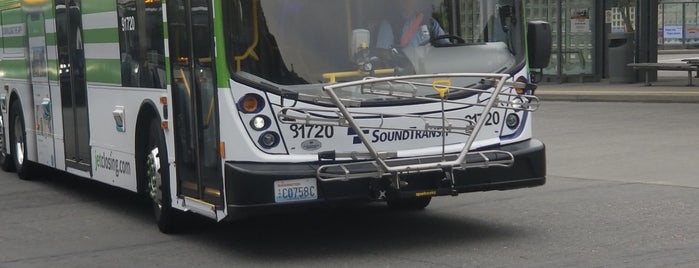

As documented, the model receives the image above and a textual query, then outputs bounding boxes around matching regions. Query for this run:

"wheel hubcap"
[147,147,162,206]
[13,116,23,165]
[0,116,5,158]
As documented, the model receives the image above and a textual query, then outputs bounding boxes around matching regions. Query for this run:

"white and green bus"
[0,0,550,233]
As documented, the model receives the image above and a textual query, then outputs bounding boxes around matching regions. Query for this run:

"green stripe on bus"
[48,59,58,81]
[213,0,229,88]
[0,2,20,10]
[1,8,23,24]
[45,32,56,46]
[83,28,119,44]
[43,9,55,20]
[3,36,25,48]
[81,0,116,15]
[28,29,44,38]
[165,57,171,85]
[27,18,45,38]
[85,58,121,84]
[0,59,28,79]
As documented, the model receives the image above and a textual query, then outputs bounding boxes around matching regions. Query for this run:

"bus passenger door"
[55,0,90,171]
[26,10,55,168]
[167,0,224,208]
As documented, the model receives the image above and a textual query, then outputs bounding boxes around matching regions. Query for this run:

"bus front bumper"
[224,138,545,209]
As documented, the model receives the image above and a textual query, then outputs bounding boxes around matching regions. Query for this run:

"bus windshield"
[223,0,525,97]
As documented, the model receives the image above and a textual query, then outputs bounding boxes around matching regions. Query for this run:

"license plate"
[274,178,318,203]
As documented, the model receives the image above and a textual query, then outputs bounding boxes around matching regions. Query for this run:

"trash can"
[608,32,635,83]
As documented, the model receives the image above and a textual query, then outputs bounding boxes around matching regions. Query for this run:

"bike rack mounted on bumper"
[277,73,540,191]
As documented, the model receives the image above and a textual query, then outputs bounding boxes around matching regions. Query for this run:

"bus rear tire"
[10,101,31,180]
[146,117,177,234]
[386,196,432,210]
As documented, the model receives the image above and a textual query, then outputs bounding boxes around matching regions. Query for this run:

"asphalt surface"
[1,102,698,267]
[2,52,699,267]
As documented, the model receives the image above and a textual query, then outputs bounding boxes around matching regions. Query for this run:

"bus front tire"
[146,117,177,233]
[10,101,31,180]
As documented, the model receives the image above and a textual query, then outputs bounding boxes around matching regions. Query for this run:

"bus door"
[55,0,90,171]
[167,0,224,208]
[26,9,55,168]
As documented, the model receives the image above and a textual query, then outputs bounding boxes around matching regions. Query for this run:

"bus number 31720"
[289,124,335,139]
[465,111,501,126]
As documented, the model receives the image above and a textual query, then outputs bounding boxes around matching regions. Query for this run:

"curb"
[537,90,699,103]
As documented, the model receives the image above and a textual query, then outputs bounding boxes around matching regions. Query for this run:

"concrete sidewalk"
[536,75,699,103]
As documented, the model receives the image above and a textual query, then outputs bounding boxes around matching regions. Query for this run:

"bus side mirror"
[527,20,552,69]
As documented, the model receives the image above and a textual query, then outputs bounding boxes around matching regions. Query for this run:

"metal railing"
[277,73,539,186]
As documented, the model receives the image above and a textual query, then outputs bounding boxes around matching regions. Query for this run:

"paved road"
[1,102,698,267]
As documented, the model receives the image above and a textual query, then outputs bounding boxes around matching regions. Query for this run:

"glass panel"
[526,0,595,78]
[661,3,683,47]
[117,0,166,88]
[57,0,90,168]
[167,0,198,197]
[684,3,699,47]
[562,0,594,75]
[191,0,221,204]
[167,0,221,204]
[223,0,526,95]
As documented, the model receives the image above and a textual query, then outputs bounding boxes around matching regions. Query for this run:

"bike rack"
[277,73,539,187]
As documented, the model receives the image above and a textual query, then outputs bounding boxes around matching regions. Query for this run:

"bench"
[627,63,698,86]
[681,59,699,77]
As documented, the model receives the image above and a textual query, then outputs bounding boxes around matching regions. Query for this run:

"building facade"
[660,1,699,49]
[526,0,669,83]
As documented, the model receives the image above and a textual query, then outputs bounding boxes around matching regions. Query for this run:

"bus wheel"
[0,112,15,172]
[386,196,432,210]
[10,101,30,180]
[146,117,177,233]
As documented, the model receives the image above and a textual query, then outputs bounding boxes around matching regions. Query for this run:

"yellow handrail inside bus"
[179,67,215,127]
[205,97,214,127]
[179,68,191,97]
[234,0,260,72]
[322,68,395,83]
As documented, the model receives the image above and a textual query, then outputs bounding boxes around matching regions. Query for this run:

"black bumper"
[225,139,546,208]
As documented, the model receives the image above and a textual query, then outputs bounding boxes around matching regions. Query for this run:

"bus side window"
[117,0,166,89]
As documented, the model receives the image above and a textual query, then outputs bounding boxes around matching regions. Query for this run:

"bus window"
[226,0,308,85]
[117,0,166,89]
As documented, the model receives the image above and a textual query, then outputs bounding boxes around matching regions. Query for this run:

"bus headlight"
[506,113,520,130]
[259,131,280,148]
[250,115,270,131]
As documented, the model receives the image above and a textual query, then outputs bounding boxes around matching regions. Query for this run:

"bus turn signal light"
[238,94,265,113]
[243,96,258,112]
[515,76,528,94]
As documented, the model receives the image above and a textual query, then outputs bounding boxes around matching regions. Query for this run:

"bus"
[0,0,550,233]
